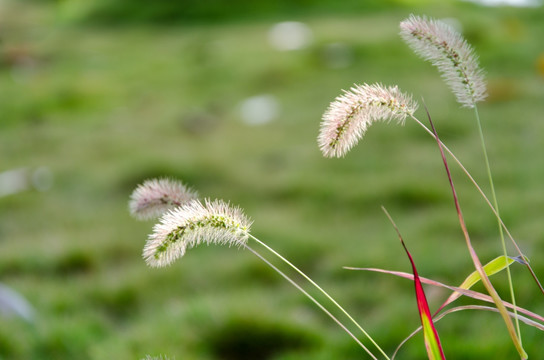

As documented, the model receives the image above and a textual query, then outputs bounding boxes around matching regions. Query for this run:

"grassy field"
[1,1,544,359]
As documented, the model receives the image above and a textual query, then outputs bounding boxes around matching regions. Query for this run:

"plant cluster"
[131,15,543,360]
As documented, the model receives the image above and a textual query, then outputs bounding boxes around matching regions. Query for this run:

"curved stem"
[425,108,526,359]
[244,244,379,360]
[249,234,390,360]
[409,114,544,295]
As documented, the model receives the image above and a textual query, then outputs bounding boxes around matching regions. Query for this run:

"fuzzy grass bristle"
[318,83,417,158]
[143,199,252,267]
[129,178,198,220]
[400,14,487,108]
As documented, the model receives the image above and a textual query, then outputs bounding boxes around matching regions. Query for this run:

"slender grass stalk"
[244,244,380,360]
[401,14,524,343]
[473,104,522,342]
[136,192,385,358]
[249,234,390,360]
[425,106,527,359]
[408,114,544,294]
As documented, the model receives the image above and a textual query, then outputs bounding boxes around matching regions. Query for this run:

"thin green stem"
[473,104,522,343]
[244,244,379,360]
[249,234,390,360]
[409,114,544,295]
[425,106,526,359]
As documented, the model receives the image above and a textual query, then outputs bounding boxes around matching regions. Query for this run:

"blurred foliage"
[203,316,321,360]
[1,0,544,359]
[52,0,431,25]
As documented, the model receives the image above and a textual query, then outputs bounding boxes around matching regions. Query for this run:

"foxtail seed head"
[129,178,198,220]
[143,199,252,267]
[400,14,487,108]
[318,83,417,158]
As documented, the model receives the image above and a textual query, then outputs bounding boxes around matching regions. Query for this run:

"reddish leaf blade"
[400,239,446,360]
[381,207,446,360]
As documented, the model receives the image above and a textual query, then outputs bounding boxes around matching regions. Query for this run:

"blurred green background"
[1,0,543,359]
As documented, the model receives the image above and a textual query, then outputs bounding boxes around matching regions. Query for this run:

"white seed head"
[400,14,487,108]
[129,178,198,220]
[143,199,252,267]
[318,83,417,158]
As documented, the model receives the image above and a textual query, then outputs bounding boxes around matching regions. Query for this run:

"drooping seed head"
[143,199,252,267]
[318,83,417,158]
[400,14,487,108]
[129,178,198,220]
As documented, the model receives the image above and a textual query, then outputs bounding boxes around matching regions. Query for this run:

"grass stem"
[473,104,522,343]
[409,114,544,295]
[249,234,390,360]
[244,244,380,360]
[424,106,527,359]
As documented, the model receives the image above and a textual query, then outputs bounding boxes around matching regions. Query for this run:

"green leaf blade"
[437,255,516,314]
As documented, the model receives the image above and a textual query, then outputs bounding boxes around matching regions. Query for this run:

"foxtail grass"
[129,178,198,220]
[130,179,389,360]
[399,14,486,108]
[318,83,417,158]
[142,198,251,267]
[128,14,543,360]
[315,14,543,357]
